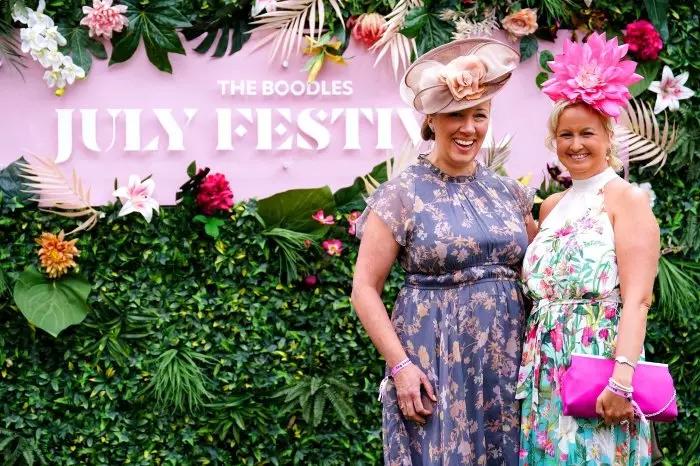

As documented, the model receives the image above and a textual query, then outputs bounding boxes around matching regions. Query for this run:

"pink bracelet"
[390,358,413,378]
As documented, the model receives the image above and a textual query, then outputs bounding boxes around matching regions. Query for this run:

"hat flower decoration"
[541,32,642,119]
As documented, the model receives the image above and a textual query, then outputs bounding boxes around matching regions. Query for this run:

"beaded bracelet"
[390,358,413,378]
[608,377,634,393]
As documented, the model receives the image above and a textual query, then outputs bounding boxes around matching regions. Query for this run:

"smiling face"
[428,102,490,175]
[553,103,613,179]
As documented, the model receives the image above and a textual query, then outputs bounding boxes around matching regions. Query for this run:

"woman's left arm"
[612,185,660,382]
[597,184,660,424]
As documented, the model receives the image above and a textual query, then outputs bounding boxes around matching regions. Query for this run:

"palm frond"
[273,375,356,428]
[480,133,512,172]
[16,155,102,236]
[249,0,345,64]
[363,139,419,195]
[0,17,27,76]
[0,428,47,466]
[615,98,678,173]
[144,348,214,413]
[369,0,422,77]
[262,227,317,283]
[655,255,700,321]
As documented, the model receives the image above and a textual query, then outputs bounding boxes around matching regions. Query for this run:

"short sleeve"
[355,173,415,246]
[503,177,536,218]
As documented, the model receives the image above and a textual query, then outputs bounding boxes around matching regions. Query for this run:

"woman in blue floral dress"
[516,33,660,465]
[352,38,537,465]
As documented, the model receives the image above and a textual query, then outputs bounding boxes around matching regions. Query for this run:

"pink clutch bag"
[561,354,678,422]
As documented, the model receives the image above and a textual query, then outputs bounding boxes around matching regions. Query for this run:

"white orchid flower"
[648,65,695,114]
[113,175,160,223]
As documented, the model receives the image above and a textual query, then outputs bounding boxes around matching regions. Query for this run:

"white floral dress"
[516,168,651,465]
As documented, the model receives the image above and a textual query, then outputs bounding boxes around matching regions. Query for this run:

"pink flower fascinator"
[542,32,643,119]
[400,38,520,114]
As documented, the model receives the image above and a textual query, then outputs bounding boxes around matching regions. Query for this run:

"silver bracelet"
[614,355,637,370]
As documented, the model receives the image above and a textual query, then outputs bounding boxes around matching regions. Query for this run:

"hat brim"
[400,38,520,114]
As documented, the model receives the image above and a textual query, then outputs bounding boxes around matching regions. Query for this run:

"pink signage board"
[0,31,565,205]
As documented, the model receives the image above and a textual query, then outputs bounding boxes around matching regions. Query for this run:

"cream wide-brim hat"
[399,37,520,114]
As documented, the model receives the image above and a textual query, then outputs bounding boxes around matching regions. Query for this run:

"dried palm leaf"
[369,0,422,78]
[480,133,512,172]
[615,98,678,172]
[17,155,102,235]
[363,140,419,195]
[452,8,499,40]
[249,0,344,64]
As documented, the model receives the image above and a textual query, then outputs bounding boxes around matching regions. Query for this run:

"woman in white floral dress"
[516,33,660,466]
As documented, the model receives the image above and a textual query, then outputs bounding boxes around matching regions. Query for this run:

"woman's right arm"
[351,211,436,423]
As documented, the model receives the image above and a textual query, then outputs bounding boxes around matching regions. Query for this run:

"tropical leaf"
[0,16,26,75]
[655,256,700,321]
[182,4,252,57]
[249,0,345,64]
[273,375,356,428]
[16,155,103,235]
[369,0,422,78]
[256,186,335,233]
[109,0,192,73]
[261,227,318,283]
[58,24,107,75]
[615,98,678,172]
[363,139,419,195]
[414,10,452,55]
[480,133,512,172]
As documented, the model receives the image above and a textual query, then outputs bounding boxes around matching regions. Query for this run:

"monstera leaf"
[109,0,192,73]
[182,5,251,58]
[257,186,335,233]
[13,268,91,338]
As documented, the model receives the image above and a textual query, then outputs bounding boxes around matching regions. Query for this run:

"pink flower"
[312,210,335,225]
[113,174,159,223]
[542,32,642,119]
[604,305,617,319]
[196,173,234,215]
[322,239,343,256]
[351,13,386,48]
[599,270,609,284]
[599,328,610,340]
[554,225,574,238]
[623,20,663,61]
[550,322,564,351]
[347,211,361,235]
[303,275,318,288]
[501,8,538,41]
[543,266,553,276]
[581,326,594,347]
[80,0,128,39]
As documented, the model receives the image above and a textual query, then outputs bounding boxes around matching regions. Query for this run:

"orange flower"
[501,8,538,40]
[36,231,79,278]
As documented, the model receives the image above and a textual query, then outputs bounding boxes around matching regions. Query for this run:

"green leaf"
[644,0,669,41]
[187,161,197,177]
[257,187,335,234]
[519,35,538,62]
[400,7,428,39]
[629,60,662,98]
[415,13,452,55]
[109,0,191,72]
[0,157,31,203]
[333,161,388,212]
[13,268,90,338]
[539,50,554,72]
[59,25,106,75]
[536,71,549,89]
[204,218,225,238]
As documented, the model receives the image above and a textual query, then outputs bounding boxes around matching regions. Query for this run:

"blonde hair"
[545,101,623,172]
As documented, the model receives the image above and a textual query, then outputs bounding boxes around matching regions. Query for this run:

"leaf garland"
[17,155,103,235]
[109,0,192,73]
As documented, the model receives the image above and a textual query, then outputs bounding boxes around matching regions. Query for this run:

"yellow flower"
[303,34,346,82]
[36,231,79,278]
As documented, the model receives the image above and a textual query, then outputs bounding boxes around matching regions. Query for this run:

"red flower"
[196,172,234,215]
[604,305,617,319]
[624,20,663,61]
[581,326,594,347]
[303,275,318,288]
[598,328,610,340]
[347,211,361,236]
[322,239,343,256]
[351,13,386,48]
[312,210,335,225]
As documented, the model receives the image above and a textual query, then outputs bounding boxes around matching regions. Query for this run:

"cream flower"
[648,65,694,114]
[502,8,538,40]
[439,56,487,101]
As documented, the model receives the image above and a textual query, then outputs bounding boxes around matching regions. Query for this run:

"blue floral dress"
[356,156,534,466]
[516,168,652,465]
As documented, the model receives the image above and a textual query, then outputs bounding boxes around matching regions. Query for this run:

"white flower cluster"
[12,1,85,94]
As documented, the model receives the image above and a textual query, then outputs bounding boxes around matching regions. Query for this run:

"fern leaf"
[313,389,327,426]
[250,0,345,64]
[16,155,102,235]
[615,98,678,172]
